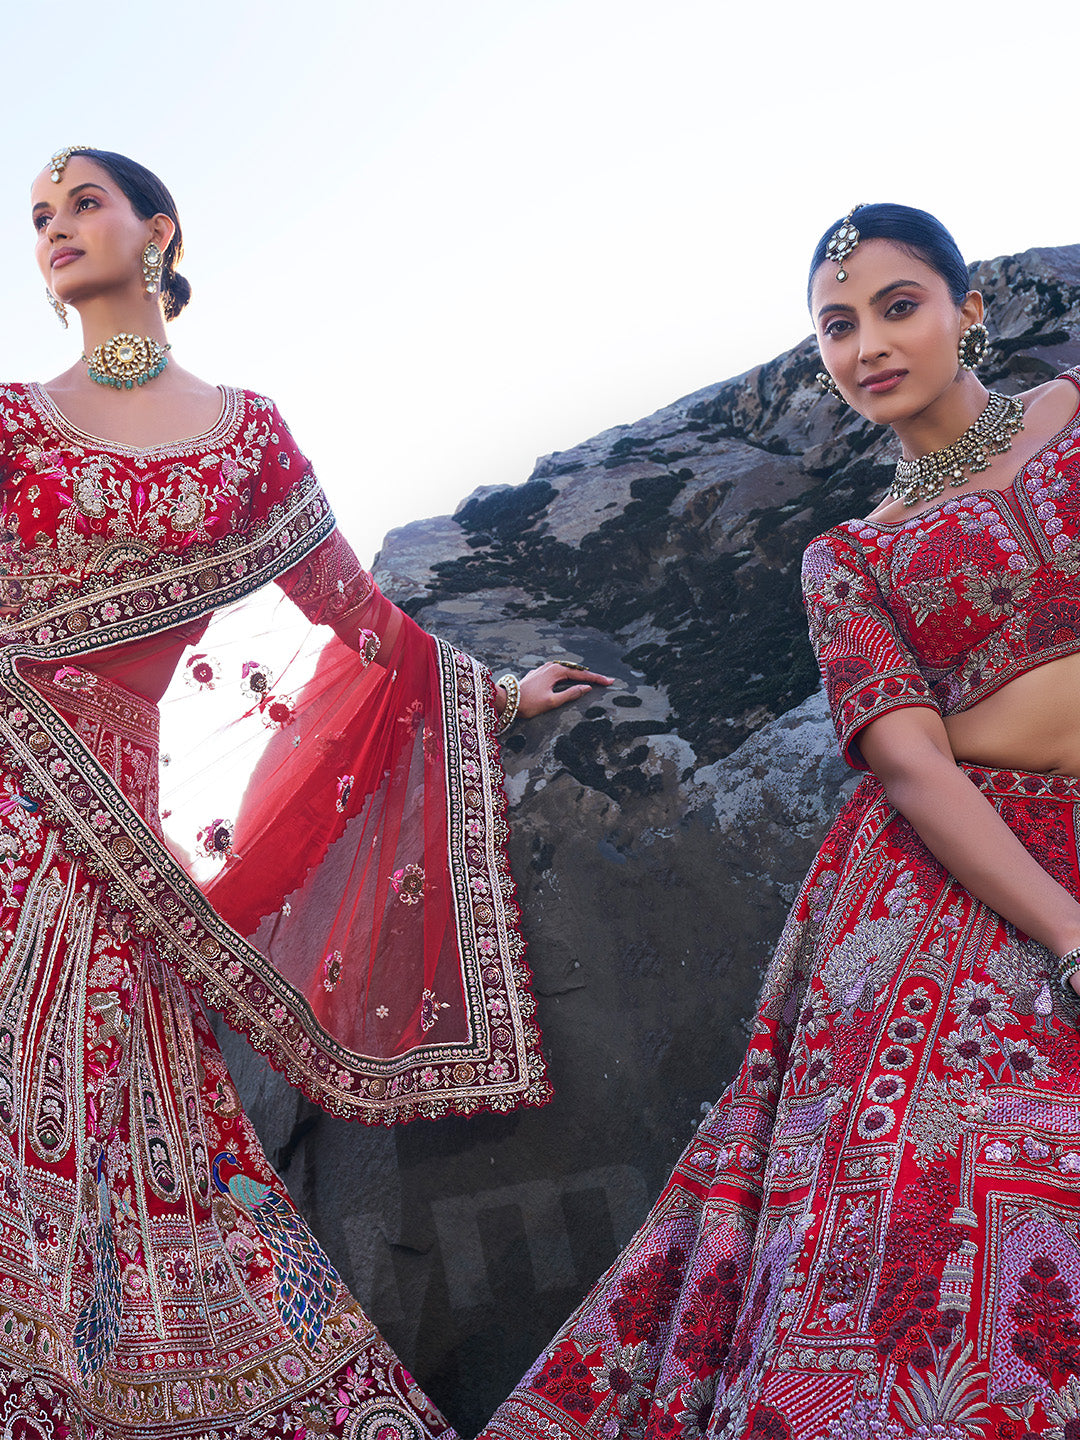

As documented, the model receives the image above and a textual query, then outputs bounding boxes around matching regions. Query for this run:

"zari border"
[2,471,334,653]
[0,490,550,1124]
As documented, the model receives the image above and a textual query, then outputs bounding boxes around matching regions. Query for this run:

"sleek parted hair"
[808,203,970,308]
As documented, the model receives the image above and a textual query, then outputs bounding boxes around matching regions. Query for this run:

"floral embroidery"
[420,990,449,1032]
[240,660,271,700]
[479,707,1080,1439]
[390,863,425,905]
[803,411,1080,762]
[259,694,295,730]
[196,817,234,859]
[184,652,220,690]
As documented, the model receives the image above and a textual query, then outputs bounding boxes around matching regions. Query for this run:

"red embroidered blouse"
[802,368,1080,769]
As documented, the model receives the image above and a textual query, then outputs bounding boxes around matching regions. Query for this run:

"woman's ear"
[148,213,176,252]
[960,288,985,329]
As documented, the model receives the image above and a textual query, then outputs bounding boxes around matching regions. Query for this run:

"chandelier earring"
[142,242,164,295]
[816,370,846,403]
[958,322,990,372]
[45,287,68,329]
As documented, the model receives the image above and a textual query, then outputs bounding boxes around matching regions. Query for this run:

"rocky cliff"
[216,244,1080,1436]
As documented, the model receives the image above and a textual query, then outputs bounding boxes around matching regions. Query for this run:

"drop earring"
[142,242,164,295]
[45,287,68,329]
[816,371,846,403]
[958,322,989,372]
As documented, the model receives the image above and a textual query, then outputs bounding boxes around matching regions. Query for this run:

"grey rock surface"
[213,243,1080,1436]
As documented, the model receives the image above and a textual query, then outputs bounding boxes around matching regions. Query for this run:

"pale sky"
[3,0,1076,563]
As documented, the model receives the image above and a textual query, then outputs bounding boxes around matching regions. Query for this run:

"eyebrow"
[816,279,927,321]
[32,182,106,216]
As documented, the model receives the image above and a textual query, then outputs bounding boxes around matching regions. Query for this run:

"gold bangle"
[495,674,520,736]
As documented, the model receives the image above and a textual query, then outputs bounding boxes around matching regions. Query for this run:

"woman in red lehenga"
[0,146,609,1439]
[478,206,1080,1440]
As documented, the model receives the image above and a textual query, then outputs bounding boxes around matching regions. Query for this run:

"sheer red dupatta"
[159,532,550,1124]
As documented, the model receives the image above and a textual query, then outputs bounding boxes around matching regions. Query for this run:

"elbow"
[877,765,932,819]
[857,716,957,812]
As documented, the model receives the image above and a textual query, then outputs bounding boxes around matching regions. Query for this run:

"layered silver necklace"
[890,391,1025,506]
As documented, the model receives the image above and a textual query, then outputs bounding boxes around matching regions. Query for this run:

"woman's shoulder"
[801,522,890,603]
[803,520,882,568]
[1014,369,1080,437]
[0,380,34,404]
[0,381,39,433]
[228,388,304,438]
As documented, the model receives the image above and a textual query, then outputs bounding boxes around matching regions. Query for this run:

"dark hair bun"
[164,270,192,321]
[71,150,192,321]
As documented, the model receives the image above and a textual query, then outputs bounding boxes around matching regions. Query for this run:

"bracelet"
[495,674,520,736]
[1055,945,1080,990]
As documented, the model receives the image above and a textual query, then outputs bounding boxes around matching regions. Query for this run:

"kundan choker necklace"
[890,391,1025,507]
[81,333,171,390]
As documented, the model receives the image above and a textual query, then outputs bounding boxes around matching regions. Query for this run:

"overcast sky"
[3,0,1076,562]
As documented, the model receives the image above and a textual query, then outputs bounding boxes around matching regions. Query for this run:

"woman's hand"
[499,662,613,722]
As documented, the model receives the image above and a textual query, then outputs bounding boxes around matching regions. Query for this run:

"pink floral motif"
[259,694,295,729]
[322,950,343,992]
[185,652,220,690]
[420,989,449,1032]
[240,660,271,700]
[336,774,353,813]
[196,817,234,859]
[390,863,425,905]
[52,665,94,692]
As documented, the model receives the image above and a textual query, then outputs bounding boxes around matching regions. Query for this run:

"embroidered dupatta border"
[0,481,550,1123]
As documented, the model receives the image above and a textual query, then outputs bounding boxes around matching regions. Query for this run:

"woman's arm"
[859,706,1080,987]
[279,530,611,715]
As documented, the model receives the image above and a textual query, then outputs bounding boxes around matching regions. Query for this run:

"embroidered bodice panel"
[0,381,371,633]
[801,368,1080,768]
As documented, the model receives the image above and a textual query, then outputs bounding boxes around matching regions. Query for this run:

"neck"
[75,292,169,357]
[891,372,990,459]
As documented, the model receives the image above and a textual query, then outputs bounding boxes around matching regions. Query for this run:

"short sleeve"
[801,529,941,770]
[248,397,320,522]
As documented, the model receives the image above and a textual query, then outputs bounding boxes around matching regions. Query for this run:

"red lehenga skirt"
[0,667,453,1440]
[480,767,1080,1440]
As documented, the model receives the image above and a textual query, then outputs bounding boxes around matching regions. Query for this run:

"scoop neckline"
[853,385,1080,532]
[23,381,241,457]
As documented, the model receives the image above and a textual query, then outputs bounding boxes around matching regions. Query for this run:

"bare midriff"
[944,652,1080,778]
[74,623,208,704]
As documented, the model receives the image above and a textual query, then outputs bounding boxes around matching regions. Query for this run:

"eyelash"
[823,298,918,338]
[34,195,98,231]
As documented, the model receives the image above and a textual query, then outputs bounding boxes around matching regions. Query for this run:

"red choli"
[0,382,371,651]
[802,367,1080,768]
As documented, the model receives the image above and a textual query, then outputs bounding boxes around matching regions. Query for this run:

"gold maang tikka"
[49,146,92,183]
[824,204,867,282]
